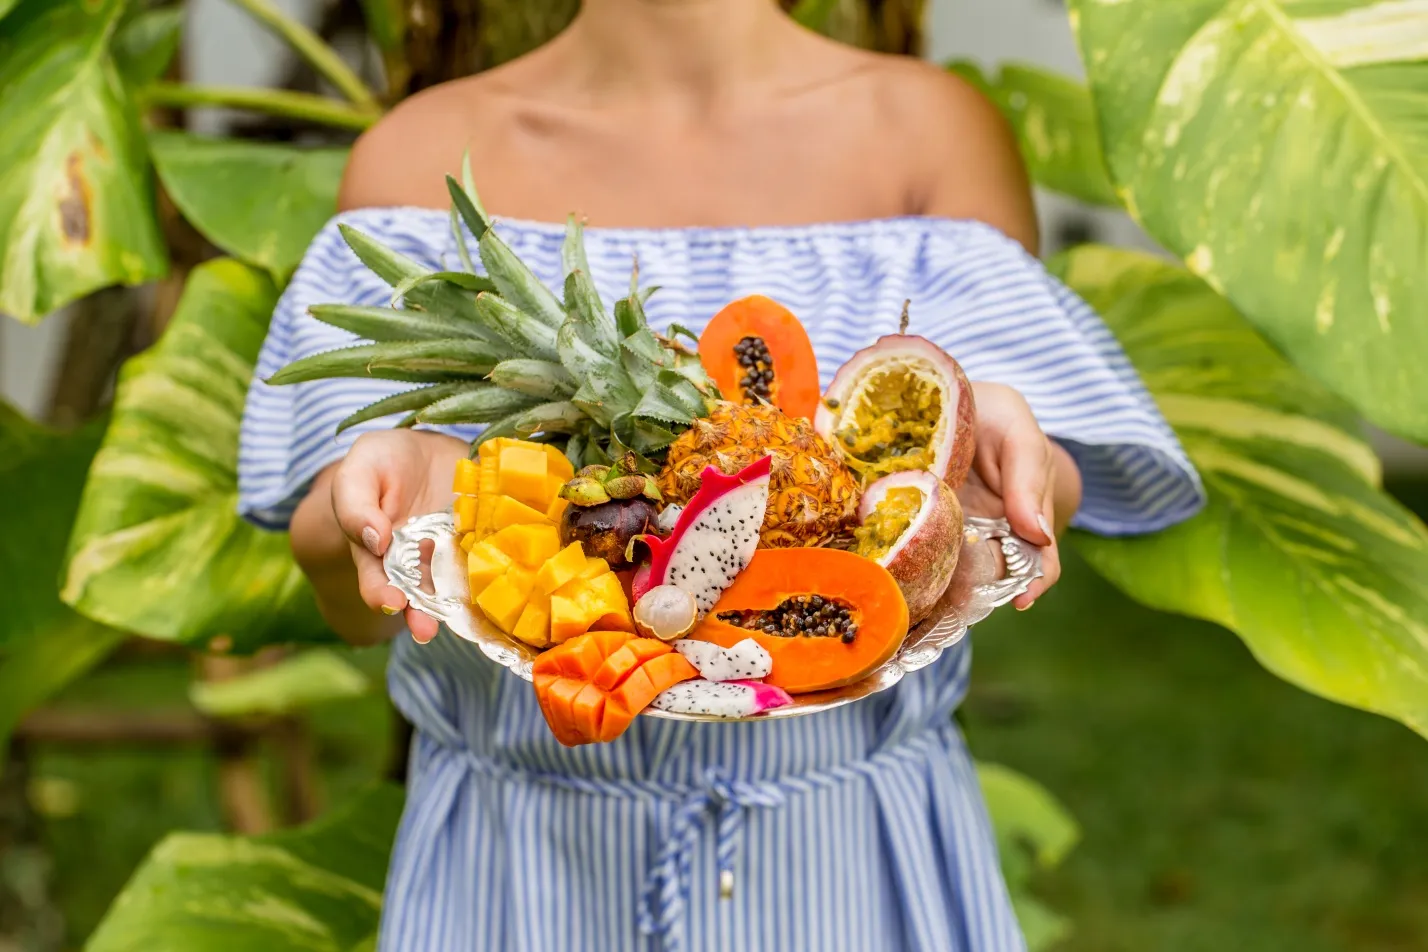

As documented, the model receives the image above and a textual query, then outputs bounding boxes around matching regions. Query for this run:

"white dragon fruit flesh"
[673,638,773,681]
[650,678,794,718]
[631,456,770,617]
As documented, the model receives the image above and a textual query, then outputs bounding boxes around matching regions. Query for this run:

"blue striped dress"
[238,208,1203,951]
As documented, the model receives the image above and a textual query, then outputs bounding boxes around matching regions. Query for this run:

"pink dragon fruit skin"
[650,678,794,718]
[632,456,771,615]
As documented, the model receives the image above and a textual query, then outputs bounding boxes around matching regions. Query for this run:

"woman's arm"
[289,429,469,645]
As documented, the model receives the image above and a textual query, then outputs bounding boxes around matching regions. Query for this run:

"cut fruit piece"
[479,453,500,495]
[591,637,673,692]
[854,470,964,625]
[814,329,976,488]
[585,571,636,631]
[453,458,480,495]
[460,532,479,553]
[580,557,609,580]
[549,569,636,643]
[498,444,550,510]
[542,445,575,482]
[482,494,552,532]
[690,547,907,694]
[476,570,535,633]
[487,523,562,568]
[467,541,515,597]
[570,682,607,742]
[454,494,478,533]
[533,673,584,747]
[698,296,821,421]
[597,699,636,743]
[513,599,552,649]
[535,542,590,595]
[633,585,698,641]
[612,651,698,714]
[650,678,794,717]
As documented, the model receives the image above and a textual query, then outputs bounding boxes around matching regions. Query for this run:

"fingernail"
[380,604,401,616]
[1036,514,1053,541]
[362,526,382,557]
[1017,600,1035,612]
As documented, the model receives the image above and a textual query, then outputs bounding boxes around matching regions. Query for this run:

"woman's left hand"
[957,382,1082,610]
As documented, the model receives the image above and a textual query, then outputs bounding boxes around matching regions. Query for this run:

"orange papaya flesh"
[571,683,607,743]
[698,296,821,421]
[598,699,636,743]
[613,652,698,715]
[531,632,691,746]
[590,638,672,692]
[689,547,908,694]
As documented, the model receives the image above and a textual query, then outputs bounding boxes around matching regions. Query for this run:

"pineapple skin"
[657,402,861,548]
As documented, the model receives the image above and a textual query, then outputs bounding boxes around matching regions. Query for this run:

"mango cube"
[549,571,634,643]
[535,542,588,595]
[513,600,552,649]
[585,571,636,632]
[460,532,479,553]
[476,571,534,633]
[579,557,610,580]
[498,445,550,510]
[484,494,551,531]
[543,446,575,482]
[467,541,514,597]
[453,458,480,495]
[454,494,479,533]
[546,495,569,524]
[487,524,561,568]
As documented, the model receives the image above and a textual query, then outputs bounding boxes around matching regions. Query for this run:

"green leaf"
[85,783,403,952]
[563,270,619,358]
[633,383,698,426]
[335,382,479,433]
[976,762,1078,951]
[112,4,182,85]
[472,292,560,362]
[308,303,488,342]
[415,386,539,425]
[1056,244,1428,737]
[947,59,1116,207]
[487,359,578,400]
[1070,0,1428,441]
[190,649,371,718]
[445,173,489,239]
[513,401,586,436]
[267,339,502,386]
[0,403,126,759]
[0,0,167,322]
[148,131,348,281]
[389,269,496,302]
[62,259,328,650]
[478,228,566,330]
[356,0,403,53]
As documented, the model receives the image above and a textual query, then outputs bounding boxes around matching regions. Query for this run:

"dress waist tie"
[424,728,945,951]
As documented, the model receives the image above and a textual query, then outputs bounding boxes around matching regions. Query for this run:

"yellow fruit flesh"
[536,542,590,595]
[467,541,514,596]
[498,445,551,510]
[477,571,535,633]
[835,365,941,480]
[487,524,561,568]
[453,458,480,495]
[853,486,924,560]
[453,495,479,533]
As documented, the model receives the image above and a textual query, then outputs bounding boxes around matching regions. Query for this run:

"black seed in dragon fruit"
[631,456,771,617]
[673,638,773,681]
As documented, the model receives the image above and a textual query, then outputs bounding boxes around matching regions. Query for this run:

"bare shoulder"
[870,57,1038,253]
[337,72,510,212]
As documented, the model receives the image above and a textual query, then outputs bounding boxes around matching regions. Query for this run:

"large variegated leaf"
[0,0,167,322]
[0,404,125,758]
[62,259,328,651]
[947,61,1116,207]
[1056,245,1428,737]
[977,762,1079,951]
[190,649,372,719]
[85,783,402,952]
[149,132,348,281]
[1069,0,1428,441]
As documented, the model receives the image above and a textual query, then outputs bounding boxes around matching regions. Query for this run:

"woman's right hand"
[293,429,468,645]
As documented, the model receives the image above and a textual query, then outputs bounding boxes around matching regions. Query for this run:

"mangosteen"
[559,498,658,568]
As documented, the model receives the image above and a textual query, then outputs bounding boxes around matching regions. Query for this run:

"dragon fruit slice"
[650,678,794,718]
[673,638,773,682]
[631,456,771,616]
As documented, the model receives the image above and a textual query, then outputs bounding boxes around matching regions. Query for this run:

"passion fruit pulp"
[815,333,976,489]
[854,471,964,626]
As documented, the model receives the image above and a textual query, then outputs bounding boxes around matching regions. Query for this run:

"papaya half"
[698,296,821,421]
[689,548,908,694]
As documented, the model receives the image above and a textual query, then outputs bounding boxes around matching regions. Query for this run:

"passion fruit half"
[815,332,975,488]
[853,471,964,625]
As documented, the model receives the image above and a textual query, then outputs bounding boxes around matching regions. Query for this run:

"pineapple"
[267,177,859,548]
[657,402,861,548]
[265,176,718,467]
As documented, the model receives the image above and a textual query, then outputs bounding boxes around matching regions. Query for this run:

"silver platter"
[384,511,1042,722]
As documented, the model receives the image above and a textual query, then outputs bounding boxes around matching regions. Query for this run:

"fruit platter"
[271,180,1042,745]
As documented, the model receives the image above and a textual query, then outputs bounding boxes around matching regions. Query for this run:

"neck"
[561,0,793,107]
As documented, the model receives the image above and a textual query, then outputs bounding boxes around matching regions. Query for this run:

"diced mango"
[505,565,537,595]
[488,494,552,531]
[487,524,562,568]
[466,541,513,597]
[579,557,610,580]
[460,532,479,553]
[453,458,480,495]
[476,572,532,633]
[454,494,479,533]
[586,571,636,632]
[549,572,634,643]
[543,446,575,482]
[535,542,589,595]
[549,593,591,644]
[546,495,569,524]
[545,472,568,501]
[479,454,500,495]
[512,600,552,649]
[498,445,550,509]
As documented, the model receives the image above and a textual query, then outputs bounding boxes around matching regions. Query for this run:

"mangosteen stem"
[899,300,911,335]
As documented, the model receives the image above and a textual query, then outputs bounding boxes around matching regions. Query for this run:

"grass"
[964,543,1428,952]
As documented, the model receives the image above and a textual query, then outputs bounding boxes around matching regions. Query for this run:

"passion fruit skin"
[815,333,977,490]
[857,471,964,626]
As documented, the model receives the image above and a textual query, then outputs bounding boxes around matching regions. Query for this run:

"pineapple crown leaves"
[267,171,716,467]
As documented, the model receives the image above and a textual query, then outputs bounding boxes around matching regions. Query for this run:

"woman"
[238,1,1203,948]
